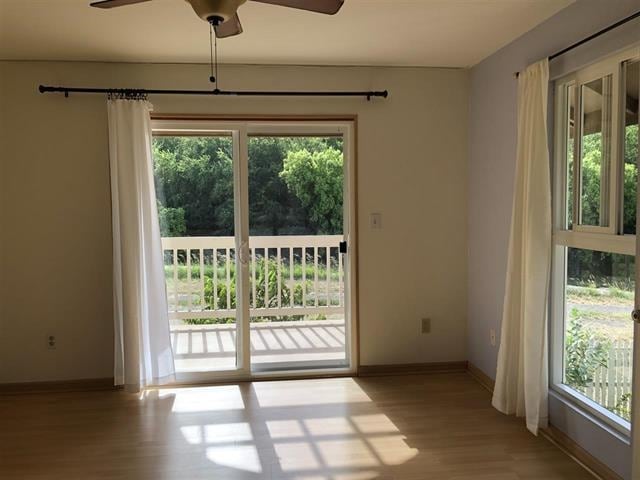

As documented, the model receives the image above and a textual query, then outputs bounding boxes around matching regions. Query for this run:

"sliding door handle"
[339,241,347,254]
[632,309,640,323]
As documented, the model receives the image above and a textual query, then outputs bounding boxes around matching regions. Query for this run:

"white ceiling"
[0,0,573,67]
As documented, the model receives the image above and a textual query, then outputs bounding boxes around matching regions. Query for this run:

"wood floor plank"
[0,373,594,479]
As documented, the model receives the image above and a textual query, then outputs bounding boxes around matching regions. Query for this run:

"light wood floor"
[0,373,593,480]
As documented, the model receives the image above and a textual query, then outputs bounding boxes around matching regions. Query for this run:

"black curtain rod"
[38,85,388,101]
[549,10,640,61]
[515,9,640,77]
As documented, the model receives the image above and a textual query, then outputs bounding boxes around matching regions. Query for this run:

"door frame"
[151,115,359,384]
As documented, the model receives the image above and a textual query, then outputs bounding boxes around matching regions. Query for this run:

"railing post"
[277,247,282,309]
[199,248,205,309]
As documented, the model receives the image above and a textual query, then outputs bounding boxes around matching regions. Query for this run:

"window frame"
[551,44,640,435]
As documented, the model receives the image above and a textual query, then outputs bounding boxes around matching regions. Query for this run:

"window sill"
[550,383,631,440]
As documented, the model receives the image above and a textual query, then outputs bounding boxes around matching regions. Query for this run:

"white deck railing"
[161,235,345,320]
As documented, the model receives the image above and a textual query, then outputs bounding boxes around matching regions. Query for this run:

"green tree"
[153,136,345,236]
[248,137,305,235]
[158,204,186,237]
[248,137,344,235]
[622,124,639,233]
[280,147,344,234]
[153,137,234,236]
[579,133,603,226]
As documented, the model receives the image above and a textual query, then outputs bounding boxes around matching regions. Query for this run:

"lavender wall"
[468,0,639,477]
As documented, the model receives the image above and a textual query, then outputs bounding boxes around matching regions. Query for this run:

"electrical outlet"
[490,329,496,347]
[47,334,56,350]
[421,318,431,334]
[370,213,382,229]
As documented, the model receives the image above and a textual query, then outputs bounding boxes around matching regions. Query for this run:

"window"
[552,46,640,432]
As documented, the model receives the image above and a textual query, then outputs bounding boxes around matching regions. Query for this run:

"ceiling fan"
[90,0,345,38]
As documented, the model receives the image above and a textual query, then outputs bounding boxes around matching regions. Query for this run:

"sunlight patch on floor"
[158,385,245,412]
[155,378,417,477]
[206,445,262,473]
[253,378,371,407]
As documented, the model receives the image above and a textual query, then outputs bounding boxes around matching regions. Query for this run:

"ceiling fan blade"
[90,0,153,8]
[250,0,344,15]
[214,13,243,38]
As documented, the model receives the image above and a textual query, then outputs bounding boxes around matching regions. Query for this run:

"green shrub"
[564,310,610,390]
[613,393,632,420]
[183,257,312,325]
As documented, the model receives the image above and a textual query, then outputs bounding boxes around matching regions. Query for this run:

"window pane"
[579,76,612,227]
[567,84,576,229]
[564,247,634,422]
[247,136,347,371]
[153,135,239,373]
[623,61,639,234]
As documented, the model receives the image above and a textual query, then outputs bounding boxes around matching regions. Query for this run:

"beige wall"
[0,61,468,383]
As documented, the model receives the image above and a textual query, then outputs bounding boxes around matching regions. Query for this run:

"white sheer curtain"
[492,59,551,435]
[108,98,175,392]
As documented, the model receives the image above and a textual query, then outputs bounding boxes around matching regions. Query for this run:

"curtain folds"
[492,59,551,435]
[108,99,175,392]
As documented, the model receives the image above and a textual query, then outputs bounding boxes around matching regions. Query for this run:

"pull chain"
[209,23,215,85]
[208,22,220,88]
[214,30,219,88]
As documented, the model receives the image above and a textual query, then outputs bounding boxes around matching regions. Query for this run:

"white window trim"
[551,44,640,435]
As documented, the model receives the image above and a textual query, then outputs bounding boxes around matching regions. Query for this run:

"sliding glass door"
[150,120,356,380]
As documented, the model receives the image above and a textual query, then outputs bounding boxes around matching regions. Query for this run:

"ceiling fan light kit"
[39,0,388,101]
[187,0,247,24]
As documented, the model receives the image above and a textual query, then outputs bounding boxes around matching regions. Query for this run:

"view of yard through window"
[565,248,634,421]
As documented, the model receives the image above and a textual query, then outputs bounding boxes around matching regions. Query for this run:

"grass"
[566,285,634,305]
[566,282,634,342]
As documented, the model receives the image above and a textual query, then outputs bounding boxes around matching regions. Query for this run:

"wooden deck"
[171,319,346,372]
